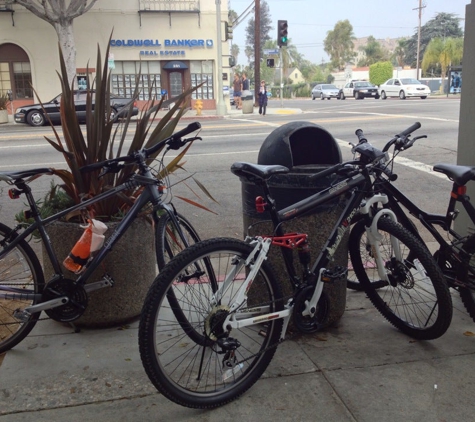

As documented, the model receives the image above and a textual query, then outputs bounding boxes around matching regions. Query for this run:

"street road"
[0,97,462,241]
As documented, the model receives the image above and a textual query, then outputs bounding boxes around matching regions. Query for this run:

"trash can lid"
[258,121,342,168]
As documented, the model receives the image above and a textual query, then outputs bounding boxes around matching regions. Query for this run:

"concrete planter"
[42,218,156,328]
[0,110,8,124]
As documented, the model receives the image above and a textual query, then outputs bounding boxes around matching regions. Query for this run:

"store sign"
[110,38,214,57]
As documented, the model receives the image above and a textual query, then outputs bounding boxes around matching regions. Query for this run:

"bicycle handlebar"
[354,129,368,144]
[397,121,421,138]
[80,122,202,174]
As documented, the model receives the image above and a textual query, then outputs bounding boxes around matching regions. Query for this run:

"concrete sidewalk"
[1,288,475,421]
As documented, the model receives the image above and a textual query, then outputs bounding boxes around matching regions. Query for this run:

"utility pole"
[254,0,260,107]
[413,0,426,79]
[215,0,226,116]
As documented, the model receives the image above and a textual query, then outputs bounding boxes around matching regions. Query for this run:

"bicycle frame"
[221,169,401,338]
[378,178,475,252]
[0,169,185,306]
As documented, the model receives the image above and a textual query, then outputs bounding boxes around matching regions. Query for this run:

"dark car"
[338,81,379,100]
[14,90,138,127]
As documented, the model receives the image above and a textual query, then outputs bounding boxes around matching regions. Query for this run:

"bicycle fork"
[361,194,400,283]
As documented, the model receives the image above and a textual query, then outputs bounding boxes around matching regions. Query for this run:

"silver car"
[311,84,340,100]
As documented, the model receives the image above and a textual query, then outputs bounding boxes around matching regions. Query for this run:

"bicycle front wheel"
[139,237,284,409]
[350,217,452,340]
[155,211,201,270]
[0,222,44,353]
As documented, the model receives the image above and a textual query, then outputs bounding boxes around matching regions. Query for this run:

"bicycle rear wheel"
[139,237,284,409]
[155,211,201,270]
[0,223,44,353]
[457,233,475,322]
[350,217,452,340]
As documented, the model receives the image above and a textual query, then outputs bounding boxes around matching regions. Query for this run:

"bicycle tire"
[350,217,452,340]
[0,222,45,353]
[139,237,284,409]
[457,233,475,322]
[155,211,216,344]
[155,211,201,270]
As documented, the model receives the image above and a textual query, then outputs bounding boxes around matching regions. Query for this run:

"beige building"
[0,0,231,112]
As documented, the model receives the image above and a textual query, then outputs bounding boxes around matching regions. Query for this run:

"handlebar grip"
[398,122,421,137]
[170,122,201,141]
[355,129,368,144]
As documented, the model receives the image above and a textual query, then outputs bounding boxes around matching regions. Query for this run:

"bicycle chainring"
[43,278,88,322]
[293,286,329,334]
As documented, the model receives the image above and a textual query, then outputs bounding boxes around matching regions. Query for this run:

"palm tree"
[392,38,407,67]
[422,37,463,92]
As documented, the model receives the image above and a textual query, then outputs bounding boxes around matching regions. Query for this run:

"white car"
[378,78,431,100]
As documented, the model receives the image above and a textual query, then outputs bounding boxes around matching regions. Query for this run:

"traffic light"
[229,56,236,67]
[277,20,288,47]
[224,21,233,41]
[266,58,275,68]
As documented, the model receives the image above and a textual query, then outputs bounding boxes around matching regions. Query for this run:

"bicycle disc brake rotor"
[387,258,414,288]
[293,286,329,334]
[43,279,88,322]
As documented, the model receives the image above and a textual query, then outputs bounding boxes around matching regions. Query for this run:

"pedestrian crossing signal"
[266,58,275,68]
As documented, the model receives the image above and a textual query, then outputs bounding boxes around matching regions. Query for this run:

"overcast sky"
[230,0,468,65]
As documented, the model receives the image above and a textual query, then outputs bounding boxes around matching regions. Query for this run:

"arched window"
[0,43,32,99]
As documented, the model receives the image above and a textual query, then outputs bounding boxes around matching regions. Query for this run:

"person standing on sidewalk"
[241,72,250,91]
[233,73,242,109]
[258,80,268,115]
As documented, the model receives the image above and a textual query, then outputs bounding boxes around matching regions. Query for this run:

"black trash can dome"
[257,121,341,168]
[238,121,347,329]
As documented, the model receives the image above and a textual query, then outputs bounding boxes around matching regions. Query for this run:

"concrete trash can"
[241,90,254,114]
[239,121,347,329]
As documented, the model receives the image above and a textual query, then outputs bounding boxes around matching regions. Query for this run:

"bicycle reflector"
[255,196,267,213]
[8,189,21,199]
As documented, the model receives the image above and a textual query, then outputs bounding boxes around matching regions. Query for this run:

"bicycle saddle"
[231,162,289,182]
[433,163,475,186]
[0,168,52,182]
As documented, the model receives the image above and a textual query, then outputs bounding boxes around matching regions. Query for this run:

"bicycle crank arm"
[23,296,69,315]
[83,276,115,293]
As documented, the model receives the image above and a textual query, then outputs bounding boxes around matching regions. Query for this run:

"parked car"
[14,90,139,127]
[378,78,431,100]
[311,84,340,100]
[338,81,379,100]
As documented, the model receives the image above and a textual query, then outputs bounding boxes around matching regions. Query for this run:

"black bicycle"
[346,122,475,322]
[0,122,203,354]
[138,123,453,409]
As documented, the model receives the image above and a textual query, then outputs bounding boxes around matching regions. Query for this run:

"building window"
[12,62,33,99]
[190,61,213,100]
[111,61,161,101]
[0,62,10,96]
[0,62,32,99]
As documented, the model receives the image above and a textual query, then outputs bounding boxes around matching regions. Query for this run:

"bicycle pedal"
[321,266,348,283]
[13,308,31,322]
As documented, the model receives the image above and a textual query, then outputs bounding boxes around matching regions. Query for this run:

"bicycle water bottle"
[63,219,107,273]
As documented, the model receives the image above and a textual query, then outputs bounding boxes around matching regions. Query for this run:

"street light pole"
[215,0,226,116]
